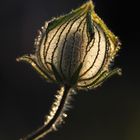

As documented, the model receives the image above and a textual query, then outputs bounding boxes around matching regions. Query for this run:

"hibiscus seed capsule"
[17,1,122,140]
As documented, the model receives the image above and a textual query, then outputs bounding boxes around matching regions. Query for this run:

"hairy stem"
[20,85,72,140]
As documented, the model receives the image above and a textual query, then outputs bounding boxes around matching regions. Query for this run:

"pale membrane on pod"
[38,22,58,68]
[52,16,86,78]
[60,17,86,78]
[78,23,107,86]
[86,24,106,77]
[79,24,99,79]
[69,21,86,76]
[45,22,69,72]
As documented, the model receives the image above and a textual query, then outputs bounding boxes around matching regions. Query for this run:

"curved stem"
[20,85,72,140]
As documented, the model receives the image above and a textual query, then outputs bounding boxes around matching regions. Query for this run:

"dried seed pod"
[17,1,122,140]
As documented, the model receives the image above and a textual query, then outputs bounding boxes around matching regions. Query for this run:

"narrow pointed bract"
[17,1,122,140]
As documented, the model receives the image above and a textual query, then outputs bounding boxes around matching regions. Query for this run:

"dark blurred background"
[0,0,140,140]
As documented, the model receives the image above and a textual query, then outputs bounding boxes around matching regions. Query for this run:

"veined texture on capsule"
[17,0,121,89]
[17,1,122,140]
